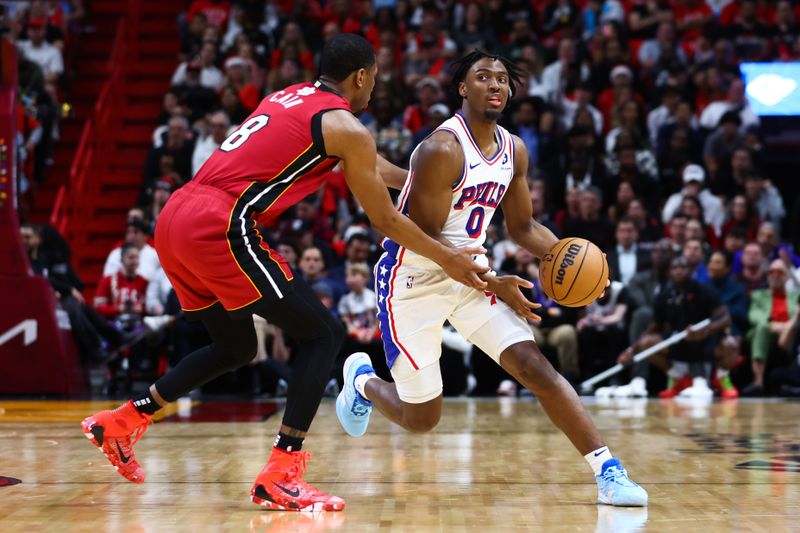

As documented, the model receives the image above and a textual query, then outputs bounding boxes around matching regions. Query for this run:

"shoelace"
[283,452,329,499]
[602,466,632,485]
[131,416,152,445]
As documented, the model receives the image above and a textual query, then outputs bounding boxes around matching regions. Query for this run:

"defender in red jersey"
[81,34,488,511]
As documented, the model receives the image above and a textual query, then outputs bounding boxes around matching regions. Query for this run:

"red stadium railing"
[50,1,137,248]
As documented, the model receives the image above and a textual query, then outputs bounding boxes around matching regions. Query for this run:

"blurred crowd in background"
[11,0,800,398]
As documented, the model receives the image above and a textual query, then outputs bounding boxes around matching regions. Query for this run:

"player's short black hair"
[449,49,526,100]
[319,33,376,82]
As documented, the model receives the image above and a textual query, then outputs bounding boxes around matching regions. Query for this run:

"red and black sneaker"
[80,400,152,484]
[250,447,345,511]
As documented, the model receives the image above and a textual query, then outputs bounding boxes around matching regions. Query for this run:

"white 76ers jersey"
[382,112,515,268]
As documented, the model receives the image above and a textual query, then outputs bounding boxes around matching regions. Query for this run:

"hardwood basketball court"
[1,397,798,531]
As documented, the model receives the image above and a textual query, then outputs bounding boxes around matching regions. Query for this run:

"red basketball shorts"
[155,181,294,318]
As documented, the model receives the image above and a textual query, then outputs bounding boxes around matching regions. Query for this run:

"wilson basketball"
[539,238,608,307]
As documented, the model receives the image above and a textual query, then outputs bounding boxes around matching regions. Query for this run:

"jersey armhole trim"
[311,108,344,159]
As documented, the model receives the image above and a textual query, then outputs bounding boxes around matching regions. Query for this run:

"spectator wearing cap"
[703,110,744,180]
[699,78,759,132]
[224,56,259,111]
[103,219,163,282]
[403,25,452,88]
[743,172,786,227]
[403,77,443,134]
[662,164,724,234]
[412,102,450,149]
[540,38,590,104]
[192,110,232,176]
[596,65,643,133]
[16,18,63,83]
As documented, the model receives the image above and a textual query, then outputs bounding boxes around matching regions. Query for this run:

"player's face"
[352,62,378,113]
[461,58,511,121]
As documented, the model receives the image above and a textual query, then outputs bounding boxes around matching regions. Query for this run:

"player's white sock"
[716,367,728,379]
[354,372,377,401]
[585,446,613,476]
[667,361,689,379]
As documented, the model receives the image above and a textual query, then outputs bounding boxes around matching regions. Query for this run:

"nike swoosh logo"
[469,162,480,169]
[116,442,130,463]
[594,448,607,457]
[272,481,301,498]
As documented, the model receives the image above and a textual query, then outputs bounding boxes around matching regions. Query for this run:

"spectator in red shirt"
[597,65,643,133]
[403,77,444,134]
[270,21,315,74]
[187,0,231,30]
[772,0,800,60]
[672,0,712,42]
[94,244,150,321]
[323,0,363,34]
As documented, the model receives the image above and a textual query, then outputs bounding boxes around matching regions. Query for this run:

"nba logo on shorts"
[406,276,414,289]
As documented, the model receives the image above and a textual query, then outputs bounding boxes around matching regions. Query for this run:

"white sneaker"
[613,377,648,398]
[595,386,617,399]
[678,377,713,399]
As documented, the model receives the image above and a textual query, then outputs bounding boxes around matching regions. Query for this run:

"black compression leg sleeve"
[253,280,345,432]
[152,304,257,402]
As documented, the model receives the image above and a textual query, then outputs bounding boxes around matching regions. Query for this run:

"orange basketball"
[539,238,608,307]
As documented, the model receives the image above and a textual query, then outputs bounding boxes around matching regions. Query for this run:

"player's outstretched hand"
[440,247,489,290]
[490,275,542,323]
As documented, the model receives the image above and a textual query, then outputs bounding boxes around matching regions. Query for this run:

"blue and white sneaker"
[596,458,648,506]
[336,352,374,437]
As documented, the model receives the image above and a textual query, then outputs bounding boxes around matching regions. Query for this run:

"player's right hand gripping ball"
[539,238,608,307]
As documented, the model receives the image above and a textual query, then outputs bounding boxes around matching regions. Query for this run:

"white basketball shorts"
[375,250,534,404]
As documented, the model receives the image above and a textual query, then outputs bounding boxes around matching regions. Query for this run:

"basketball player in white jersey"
[337,51,647,506]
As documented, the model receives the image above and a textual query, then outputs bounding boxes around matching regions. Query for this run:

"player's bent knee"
[401,397,442,433]
[501,344,560,393]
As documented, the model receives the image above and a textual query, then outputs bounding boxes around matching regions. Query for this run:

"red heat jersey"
[93,272,149,319]
[193,82,351,227]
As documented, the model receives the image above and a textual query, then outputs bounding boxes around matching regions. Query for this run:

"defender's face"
[352,62,378,113]
[460,58,511,120]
